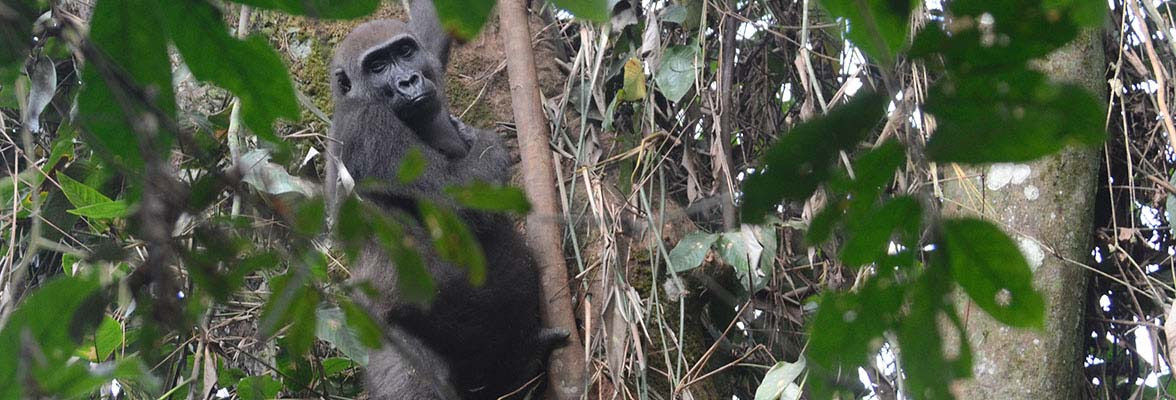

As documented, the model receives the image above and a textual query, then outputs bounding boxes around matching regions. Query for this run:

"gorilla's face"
[331,20,446,124]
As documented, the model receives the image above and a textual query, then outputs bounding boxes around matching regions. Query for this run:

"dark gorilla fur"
[327,1,563,399]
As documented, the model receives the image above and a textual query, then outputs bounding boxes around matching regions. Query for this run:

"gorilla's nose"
[397,73,421,90]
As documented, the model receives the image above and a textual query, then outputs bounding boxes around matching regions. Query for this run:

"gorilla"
[326,1,563,398]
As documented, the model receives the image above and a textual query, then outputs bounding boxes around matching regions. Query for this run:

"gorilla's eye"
[369,60,388,74]
[336,71,352,94]
[394,42,416,58]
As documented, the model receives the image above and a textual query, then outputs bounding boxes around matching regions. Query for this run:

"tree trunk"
[498,1,586,398]
[941,28,1105,399]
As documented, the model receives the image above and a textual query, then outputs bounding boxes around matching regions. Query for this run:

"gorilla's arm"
[406,0,451,68]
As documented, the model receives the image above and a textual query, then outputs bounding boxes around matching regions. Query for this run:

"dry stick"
[715,3,739,230]
[226,5,251,217]
[498,0,587,399]
[1130,0,1176,153]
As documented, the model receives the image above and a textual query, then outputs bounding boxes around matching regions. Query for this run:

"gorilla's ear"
[406,0,452,68]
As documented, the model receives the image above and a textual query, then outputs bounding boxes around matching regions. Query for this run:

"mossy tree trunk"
[940,28,1106,399]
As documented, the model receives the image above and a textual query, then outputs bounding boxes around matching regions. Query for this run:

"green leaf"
[418,201,486,285]
[741,91,886,222]
[285,286,320,357]
[0,0,38,82]
[753,356,805,400]
[0,276,103,399]
[1045,0,1105,27]
[839,196,921,266]
[398,148,428,184]
[434,0,496,40]
[77,0,175,170]
[656,44,700,103]
[716,228,767,291]
[341,299,383,350]
[295,198,326,236]
[548,0,609,22]
[34,358,150,399]
[924,70,1105,163]
[897,265,959,400]
[237,375,282,400]
[940,218,1045,328]
[445,182,531,214]
[315,307,370,365]
[67,200,130,219]
[667,232,719,273]
[806,141,907,246]
[163,0,300,144]
[910,1,1080,71]
[225,0,378,19]
[660,5,689,24]
[807,278,903,371]
[819,0,915,63]
[57,174,115,210]
[94,316,123,361]
[321,357,355,376]
[259,273,320,356]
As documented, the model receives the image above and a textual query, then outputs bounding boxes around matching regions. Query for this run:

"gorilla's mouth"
[396,93,439,121]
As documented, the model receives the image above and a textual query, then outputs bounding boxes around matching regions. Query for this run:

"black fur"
[327,1,559,398]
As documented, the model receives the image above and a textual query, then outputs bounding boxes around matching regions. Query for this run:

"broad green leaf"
[341,299,383,350]
[549,0,609,22]
[753,356,805,400]
[225,0,378,19]
[845,141,906,207]
[807,141,907,245]
[820,0,915,63]
[322,357,355,376]
[259,273,320,356]
[1045,0,1105,27]
[618,58,646,102]
[418,201,486,285]
[77,0,175,170]
[656,44,699,103]
[237,375,282,400]
[910,1,1080,71]
[660,5,689,24]
[163,0,299,143]
[398,148,428,184]
[316,307,370,365]
[295,198,325,236]
[924,70,1105,163]
[897,265,959,400]
[839,196,921,266]
[940,218,1045,328]
[94,315,123,361]
[807,278,903,371]
[667,232,719,273]
[434,0,496,40]
[0,276,102,399]
[57,174,114,210]
[0,0,38,82]
[445,182,531,214]
[34,358,150,399]
[717,228,766,291]
[67,200,129,219]
[741,91,886,222]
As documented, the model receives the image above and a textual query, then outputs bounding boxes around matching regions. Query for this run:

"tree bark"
[942,28,1105,399]
[497,1,586,398]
